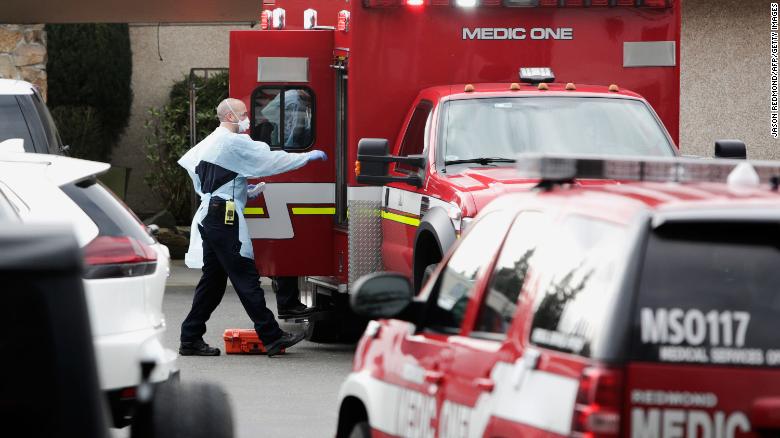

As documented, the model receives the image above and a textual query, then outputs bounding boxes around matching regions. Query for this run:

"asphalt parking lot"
[159,262,355,438]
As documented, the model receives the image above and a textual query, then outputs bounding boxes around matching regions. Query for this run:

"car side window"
[251,86,315,150]
[528,215,626,358]
[424,211,514,333]
[472,211,546,337]
[396,100,432,173]
[0,95,34,151]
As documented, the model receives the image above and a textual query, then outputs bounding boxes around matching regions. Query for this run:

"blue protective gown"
[178,126,312,268]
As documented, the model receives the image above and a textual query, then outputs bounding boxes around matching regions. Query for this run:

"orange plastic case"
[223,329,283,355]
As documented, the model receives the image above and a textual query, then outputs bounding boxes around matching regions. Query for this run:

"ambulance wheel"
[305,318,340,343]
[150,381,233,438]
[348,421,371,438]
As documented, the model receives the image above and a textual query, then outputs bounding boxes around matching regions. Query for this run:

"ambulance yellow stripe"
[244,207,265,215]
[291,207,336,215]
[381,211,420,227]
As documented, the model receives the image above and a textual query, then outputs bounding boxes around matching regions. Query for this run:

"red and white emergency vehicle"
[338,154,780,438]
[227,0,703,339]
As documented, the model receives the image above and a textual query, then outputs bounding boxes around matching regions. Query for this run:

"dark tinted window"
[632,223,780,367]
[529,216,626,358]
[0,95,33,151]
[396,101,432,173]
[62,180,153,245]
[251,87,314,150]
[31,92,63,154]
[473,211,545,336]
[425,212,514,333]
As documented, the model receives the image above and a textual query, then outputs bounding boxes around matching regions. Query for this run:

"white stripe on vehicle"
[246,183,334,239]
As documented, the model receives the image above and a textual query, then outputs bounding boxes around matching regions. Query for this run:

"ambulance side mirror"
[714,139,746,159]
[350,272,414,320]
[356,138,424,188]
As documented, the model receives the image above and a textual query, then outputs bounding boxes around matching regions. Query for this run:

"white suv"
[0,151,177,426]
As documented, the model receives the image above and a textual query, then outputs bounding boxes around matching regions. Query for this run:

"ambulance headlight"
[520,67,555,84]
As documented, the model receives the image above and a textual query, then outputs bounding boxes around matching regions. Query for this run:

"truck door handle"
[472,377,495,392]
[424,370,444,384]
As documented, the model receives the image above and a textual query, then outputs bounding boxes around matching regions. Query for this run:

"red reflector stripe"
[591,0,609,5]
[540,0,558,6]
[564,0,584,6]
[480,0,502,6]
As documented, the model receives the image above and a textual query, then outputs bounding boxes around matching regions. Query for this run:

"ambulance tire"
[348,421,371,438]
[150,381,233,438]
[305,293,366,343]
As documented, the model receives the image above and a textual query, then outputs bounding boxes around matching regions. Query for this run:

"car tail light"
[572,367,624,438]
[83,236,157,279]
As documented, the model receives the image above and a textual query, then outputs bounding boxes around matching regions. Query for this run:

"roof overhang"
[0,0,261,23]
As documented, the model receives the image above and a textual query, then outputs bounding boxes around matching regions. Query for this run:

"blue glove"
[247,182,266,199]
[308,150,327,162]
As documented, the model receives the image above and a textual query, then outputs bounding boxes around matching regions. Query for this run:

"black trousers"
[273,276,302,309]
[180,201,283,345]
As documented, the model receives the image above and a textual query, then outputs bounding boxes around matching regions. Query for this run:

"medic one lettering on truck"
[462,27,574,41]
[228,0,681,341]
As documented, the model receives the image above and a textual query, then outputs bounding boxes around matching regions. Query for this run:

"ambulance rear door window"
[251,86,314,150]
[632,222,780,367]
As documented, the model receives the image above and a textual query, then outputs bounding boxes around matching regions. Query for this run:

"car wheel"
[348,421,371,438]
[150,381,233,438]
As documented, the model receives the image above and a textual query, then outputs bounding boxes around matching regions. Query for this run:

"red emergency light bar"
[515,154,780,185]
[364,0,670,7]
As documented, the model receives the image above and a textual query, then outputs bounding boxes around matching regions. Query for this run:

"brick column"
[0,24,47,100]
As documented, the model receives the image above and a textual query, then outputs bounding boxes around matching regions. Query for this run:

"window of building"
[396,100,432,173]
[473,211,545,337]
[424,211,515,333]
[251,87,315,150]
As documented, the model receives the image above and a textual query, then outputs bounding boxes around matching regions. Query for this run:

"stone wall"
[0,24,47,99]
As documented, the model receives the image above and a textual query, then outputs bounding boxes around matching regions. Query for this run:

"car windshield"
[440,97,675,165]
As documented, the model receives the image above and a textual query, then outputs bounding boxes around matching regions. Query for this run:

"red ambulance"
[227,0,726,340]
[339,154,780,438]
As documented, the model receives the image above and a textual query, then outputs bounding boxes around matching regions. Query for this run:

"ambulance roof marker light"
[510,83,521,91]
[259,10,272,30]
[456,0,479,7]
[407,0,425,6]
[609,84,620,92]
[271,8,286,30]
[464,84,475,93]
[538,83,549,91]
[566,82,577,91]
[337,10,351,32]
[304,9,318,30]
[520,67,555,84]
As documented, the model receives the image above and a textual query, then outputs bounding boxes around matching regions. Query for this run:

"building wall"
[0,24,47,99]
[680,0,776,159]
[117,1,773,214]
[113,23,250,214]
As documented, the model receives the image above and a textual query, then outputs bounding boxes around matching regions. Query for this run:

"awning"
[0,0,264,23]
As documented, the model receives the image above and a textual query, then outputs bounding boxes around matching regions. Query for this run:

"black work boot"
[277,302,315,319]
[265,331,305,357]
[179,339,221,356]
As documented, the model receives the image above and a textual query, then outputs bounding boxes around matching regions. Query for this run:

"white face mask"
[227,102,250,132]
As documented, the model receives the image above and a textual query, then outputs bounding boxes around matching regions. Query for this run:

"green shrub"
[45,24,132,161]
[144,72,228,224]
